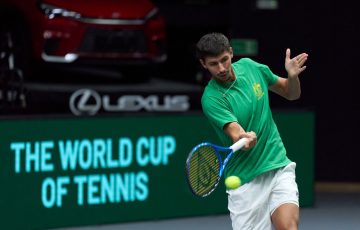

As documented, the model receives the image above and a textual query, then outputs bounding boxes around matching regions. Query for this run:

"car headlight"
[39,3,81,19]
[145,8,159,21]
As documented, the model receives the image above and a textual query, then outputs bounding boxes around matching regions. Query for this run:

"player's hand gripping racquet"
[185,138,248,197]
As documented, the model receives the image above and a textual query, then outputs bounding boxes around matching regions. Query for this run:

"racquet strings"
[187,145,220,196]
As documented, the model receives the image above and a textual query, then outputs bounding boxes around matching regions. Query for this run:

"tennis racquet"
[185,138,248,197]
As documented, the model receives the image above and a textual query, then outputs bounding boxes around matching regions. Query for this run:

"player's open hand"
[285,48,308,79]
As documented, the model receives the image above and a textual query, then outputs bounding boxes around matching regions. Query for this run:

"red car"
[0,0,167,81]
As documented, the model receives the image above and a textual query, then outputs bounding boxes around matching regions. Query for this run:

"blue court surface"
[57,185,360,230]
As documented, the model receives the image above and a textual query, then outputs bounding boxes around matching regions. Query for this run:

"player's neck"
[229,68,236,81]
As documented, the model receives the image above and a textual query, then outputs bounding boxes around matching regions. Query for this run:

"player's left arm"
[269,48,308,100]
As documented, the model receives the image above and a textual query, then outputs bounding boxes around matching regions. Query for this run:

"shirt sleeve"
[201,96,237,130]
[247,58,279,86]
[259,64,279,86]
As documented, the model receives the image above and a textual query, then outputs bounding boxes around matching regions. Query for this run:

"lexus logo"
[70,89,101,116]
[69,89,190,116]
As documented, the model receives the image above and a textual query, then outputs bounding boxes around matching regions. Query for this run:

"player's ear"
[229,47,234,58]
[199,59,207,69]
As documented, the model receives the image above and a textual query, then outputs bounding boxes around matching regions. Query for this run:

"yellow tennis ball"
[225,176,241,190]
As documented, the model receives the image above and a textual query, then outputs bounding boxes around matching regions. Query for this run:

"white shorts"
[227,162,299,230]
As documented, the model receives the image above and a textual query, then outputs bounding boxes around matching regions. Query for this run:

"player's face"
[200,49,234,83]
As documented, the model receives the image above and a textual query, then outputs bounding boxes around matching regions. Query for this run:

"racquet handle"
[230,138,248,152]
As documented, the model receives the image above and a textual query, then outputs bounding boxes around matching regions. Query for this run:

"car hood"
[42,0,156,19]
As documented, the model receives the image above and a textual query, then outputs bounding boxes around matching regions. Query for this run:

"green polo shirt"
[201,58,291,184]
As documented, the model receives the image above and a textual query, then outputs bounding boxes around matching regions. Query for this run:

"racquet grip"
[230,138,248,152]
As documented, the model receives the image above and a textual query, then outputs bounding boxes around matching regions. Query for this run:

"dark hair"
[196,32,231,60]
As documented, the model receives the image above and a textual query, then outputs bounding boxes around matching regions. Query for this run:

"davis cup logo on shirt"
[252,83,264,100]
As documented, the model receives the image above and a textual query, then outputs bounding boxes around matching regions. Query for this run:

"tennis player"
[196,32,308,230]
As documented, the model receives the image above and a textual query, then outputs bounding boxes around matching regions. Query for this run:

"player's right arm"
[223,122,257,151]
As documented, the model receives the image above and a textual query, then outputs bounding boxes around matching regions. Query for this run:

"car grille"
[79,28,147,54]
